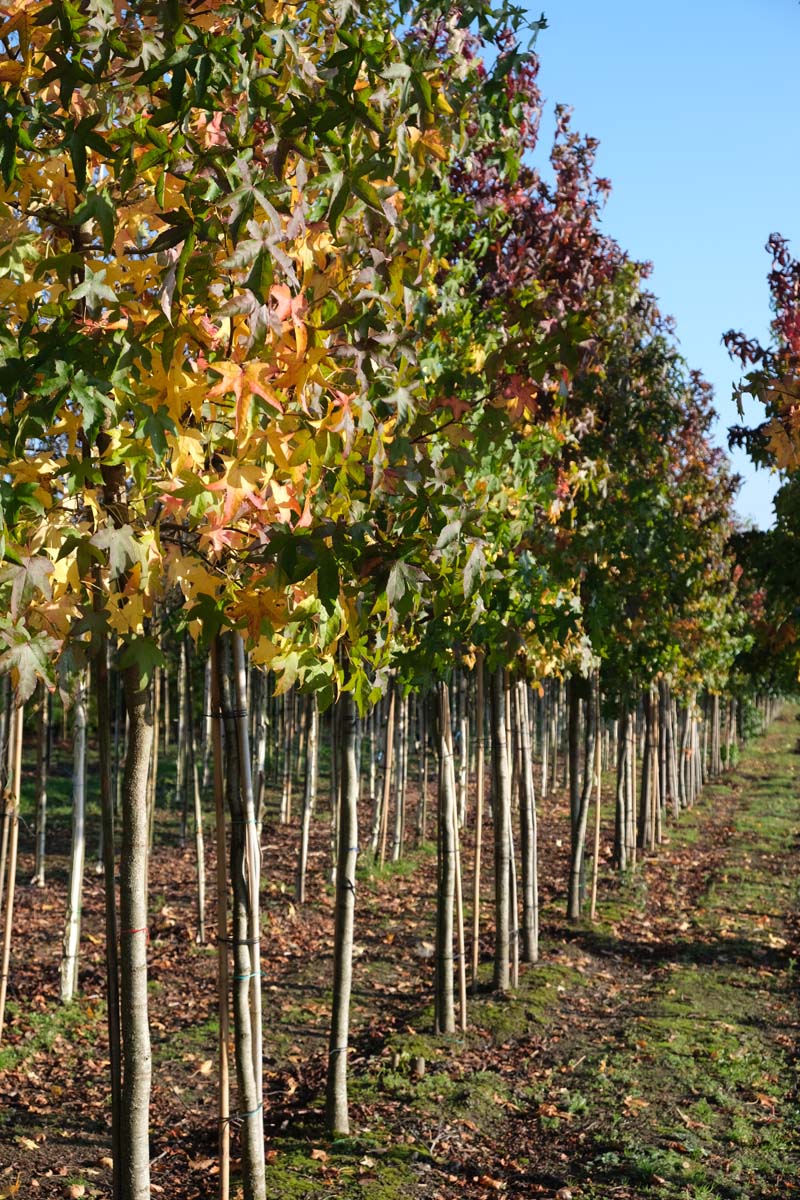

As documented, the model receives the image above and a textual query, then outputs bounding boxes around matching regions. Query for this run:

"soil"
[0,709,798,1199]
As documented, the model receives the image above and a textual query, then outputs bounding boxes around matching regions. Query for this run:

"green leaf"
[90,523,144,580]
[0,627,58,705]
[463,543,486,599]
[69,265,119,313]
[119,636,165,687]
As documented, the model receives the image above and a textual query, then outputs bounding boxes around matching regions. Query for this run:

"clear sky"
[531,0,800,528]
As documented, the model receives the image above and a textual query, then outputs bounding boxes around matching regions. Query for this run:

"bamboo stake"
[378,683,396,868]
[0,705,23,1043]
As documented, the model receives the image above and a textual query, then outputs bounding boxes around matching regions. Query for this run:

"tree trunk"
[146,657,161,854]
[434,681,457,1033]
[637,689,654,851]
[471,652,485,990]
[614,705,629,872]
[567,672,597,921]
[296,695,318,904]
[119,662,155,1200]
[60,674,88,1003]
[95,636,123,1199]
[32,682,49,887]
[209,641,230,1200]
[325,692,359,1135]
[489,667,511,993]
[589,687,602,922]
[218,635,265,1200]
[185,637,206,944]
[516,681,538,963]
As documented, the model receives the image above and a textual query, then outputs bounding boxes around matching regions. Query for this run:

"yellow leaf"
[0,61,24,85]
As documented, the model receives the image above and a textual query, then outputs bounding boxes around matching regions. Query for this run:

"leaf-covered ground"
[1,710,798,1199]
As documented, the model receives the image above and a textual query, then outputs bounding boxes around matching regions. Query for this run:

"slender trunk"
[232,637,263,1106]
[119,663,154,1200]
[637,689,654,850]
[391,695,407,861]
[567,679,581,833]
[185,637,206,944]
[146,660,161,854]
[209,642,230,1200]
[614,706,629,872]
[489,668,511,993]
[329,696,342,886]
[457,670,468,828]
[32,683,49,887]
[96,637,123,1199]
[418,695,430,843]
[177,643,188,845]
[201,655,214,793]
[60,675,88,1002]
[434,682,457,1033]
[471,652,485,990]
[589,687,602,921]
[296,696,318,904]
[280,689,295,823]
[516,681,538,963]
[567,672,597,921]
[378,684,396,867]
[325,692,359,1135]
[218,636,265,1200]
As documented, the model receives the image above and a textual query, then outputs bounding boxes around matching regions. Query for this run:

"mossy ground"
[548,711,800,1198]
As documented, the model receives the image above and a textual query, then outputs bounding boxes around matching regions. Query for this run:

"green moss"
[0,997,96,1073]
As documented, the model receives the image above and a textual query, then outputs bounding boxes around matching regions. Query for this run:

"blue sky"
[531,0,800,528]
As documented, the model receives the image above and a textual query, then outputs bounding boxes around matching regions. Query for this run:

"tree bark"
[95,636,123,1199]
[325,691,359,1135]
[434,681,457,1032]
[209,641,230,1200]
[516,680,539,963]
[119,661,154,1200]
[489,667,511,993]
[60,674,88,1002]
[185,636,206,944]
[296,695,318,904]
[218,635,265,1200]
[32,683,48,887]
[470,652,485,990]
[567,672,597,921]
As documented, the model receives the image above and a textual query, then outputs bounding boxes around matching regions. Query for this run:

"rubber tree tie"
[221,1102,264,1125]
[121,927,149,941]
